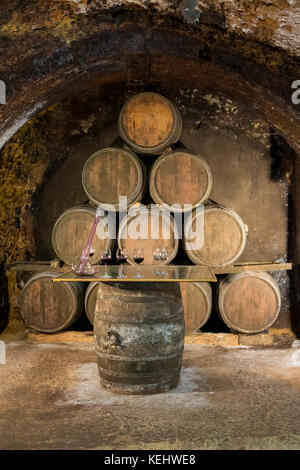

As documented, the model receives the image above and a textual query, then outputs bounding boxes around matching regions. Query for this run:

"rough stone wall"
[0,0,299,152]
[0,105,71,319]
[2,1,298,54]
[0,87,124,321]
[0,83,295,330]
[0,1,299,332]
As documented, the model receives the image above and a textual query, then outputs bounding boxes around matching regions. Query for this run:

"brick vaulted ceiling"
[0,1,299,153]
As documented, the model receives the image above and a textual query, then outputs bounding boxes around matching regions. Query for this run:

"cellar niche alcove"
[0,13,299,339]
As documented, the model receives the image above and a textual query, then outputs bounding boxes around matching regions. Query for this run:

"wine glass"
[100,248,112,279]
[160,247,170,275]
[133,248,144,279]
[153,247,161,275]
[116,248,127,279]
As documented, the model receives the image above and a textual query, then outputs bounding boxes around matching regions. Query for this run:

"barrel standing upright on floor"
[94,282,185,394]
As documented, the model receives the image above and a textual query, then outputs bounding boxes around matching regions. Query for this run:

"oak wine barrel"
[20,272,84,333]
[85,281,98,325]
[118,92,182,155]
[94,281,185,394]
[118,205,179,265]
[180,282,212,333]
[184,204,247,266]
[82,147,146,211]
[218,271,281,333]
[52,206,114,265]
[150,150,212,211]
[85,281,212,333]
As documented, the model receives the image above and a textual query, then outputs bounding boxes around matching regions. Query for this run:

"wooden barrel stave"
[20,272,84,333]
[150,150,212,211]
[52,205,114,265]
[180,282,212,333]
[94,281,185,394]
[218,271,281,333]
[118,92,182,155]
[86,281,212,334]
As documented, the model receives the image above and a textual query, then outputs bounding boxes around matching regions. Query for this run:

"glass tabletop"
[52,265,217,282]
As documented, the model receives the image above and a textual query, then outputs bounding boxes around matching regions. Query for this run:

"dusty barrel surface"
[82,147,146,210]
[20,272,84,333]
[218,271,281,333]
[52,205,114,265]
[94,282,185,394]
[184,204,247,266]
[118,206,179,265]
[150,150,212,211]
[180,282,212,333]
[118,92,182,155]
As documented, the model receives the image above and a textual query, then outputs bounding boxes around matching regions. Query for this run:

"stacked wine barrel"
[20,91,281,334]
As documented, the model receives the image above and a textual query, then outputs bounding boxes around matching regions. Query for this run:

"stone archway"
[0,2,299,334]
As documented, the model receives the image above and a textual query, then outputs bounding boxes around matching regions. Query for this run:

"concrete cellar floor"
[0,340,299,450]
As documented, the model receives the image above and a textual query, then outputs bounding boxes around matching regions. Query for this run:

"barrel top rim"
[84,146,139,160]
[219,270,282,296]
[53,205,96,217]
[186,205,247,230]
[22,271,60,285]
[185,205,247,231]
[221,270,278,280]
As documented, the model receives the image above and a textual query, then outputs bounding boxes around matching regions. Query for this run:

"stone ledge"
[24,329,297,347]
[239,333,274,346]
[185,333,239,346]
[27,331,95,343]
[26,331,240,346]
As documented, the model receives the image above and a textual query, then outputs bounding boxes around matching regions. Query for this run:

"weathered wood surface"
[52,205,113,265]
[94,281,184,394]
[82,147,146,210]
[218,271,281,334]
[118,207,179,265]
[118,92,182,154]
[184,204,247,266]
[84,281,98,325]
[180,282,212,333]
[86,280,212,330]
[150,150,212,211]
[20,272,84,333]
[213,262,292,274]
